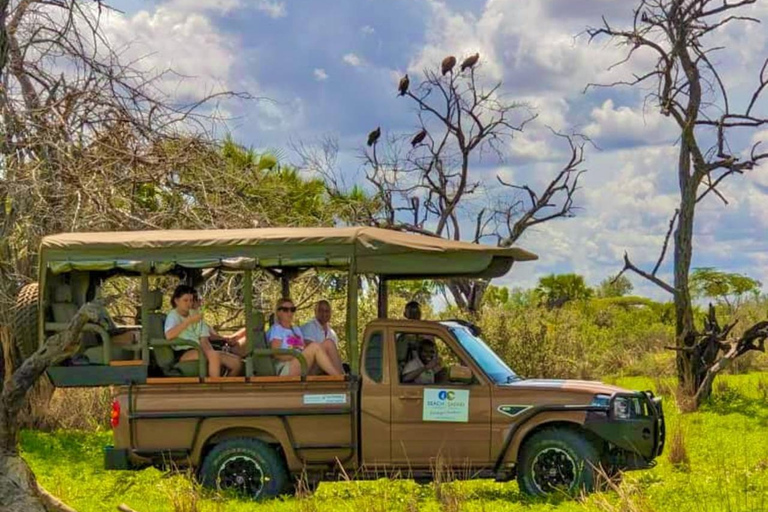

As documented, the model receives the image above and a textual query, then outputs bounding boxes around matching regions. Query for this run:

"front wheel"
[199,438,289,500]
[516,428,601,497]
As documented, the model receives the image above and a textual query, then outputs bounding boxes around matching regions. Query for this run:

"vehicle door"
[389,325,492,468]
[360,327,392,469]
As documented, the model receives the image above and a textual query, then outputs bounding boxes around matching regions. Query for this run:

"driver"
[402,338,444,384]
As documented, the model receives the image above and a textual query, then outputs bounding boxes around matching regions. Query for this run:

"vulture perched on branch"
[441,55,456,76]
[398,74,409,96]
[367,127,381,147]
[410,128,428,147]
[460,53,480,72]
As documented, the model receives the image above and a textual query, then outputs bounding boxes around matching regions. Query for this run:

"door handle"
[398,395,421,400]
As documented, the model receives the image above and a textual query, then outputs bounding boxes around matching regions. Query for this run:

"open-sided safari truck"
[15,227,664,498]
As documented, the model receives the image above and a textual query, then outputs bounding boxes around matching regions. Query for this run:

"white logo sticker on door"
[303,393,347,405]
[422,388,469,422]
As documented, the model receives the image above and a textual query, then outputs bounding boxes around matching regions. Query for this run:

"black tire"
[199,438,289,500]
[12,283,40,361]
[516,428,601,497]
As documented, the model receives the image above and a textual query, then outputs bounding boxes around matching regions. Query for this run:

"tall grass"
[19,372,768,512]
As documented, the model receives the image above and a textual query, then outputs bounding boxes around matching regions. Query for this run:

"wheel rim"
[531,447,578,494]
[217,455,267,498]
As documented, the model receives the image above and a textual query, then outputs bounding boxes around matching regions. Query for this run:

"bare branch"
[621,251,676,295]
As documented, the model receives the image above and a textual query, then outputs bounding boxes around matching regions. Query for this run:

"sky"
[98,0,768,299]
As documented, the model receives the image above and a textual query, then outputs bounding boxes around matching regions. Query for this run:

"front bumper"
[584,391,665,467]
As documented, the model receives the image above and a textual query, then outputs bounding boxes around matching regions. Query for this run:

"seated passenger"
[300,300,344,375]
[404,300,422,320]
[267,298,341,377]
[402,338,444,384]
[192,292,249,357]
[164,285,243,377]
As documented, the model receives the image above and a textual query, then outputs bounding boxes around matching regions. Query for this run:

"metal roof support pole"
[243,269,255,378]
[346,265,359,374]
[140,274,150,364]
[281,274,290,299]
[377,277,388,319]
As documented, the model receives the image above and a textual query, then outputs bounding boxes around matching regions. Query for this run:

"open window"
[395,331,472,386]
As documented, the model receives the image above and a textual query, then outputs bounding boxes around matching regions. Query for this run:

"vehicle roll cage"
[37,227,537,378]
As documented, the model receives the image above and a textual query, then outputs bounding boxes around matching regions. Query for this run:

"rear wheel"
[12,283,40,361]
[199,438,289,500]
[516,428,600,497]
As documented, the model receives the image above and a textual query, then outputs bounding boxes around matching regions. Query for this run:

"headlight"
[614,397,631,419]
[612,396,643,419]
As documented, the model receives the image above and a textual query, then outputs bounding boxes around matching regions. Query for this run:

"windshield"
[446,323,520,384]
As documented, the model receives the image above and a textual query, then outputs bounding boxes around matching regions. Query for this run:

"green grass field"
[21,373,768,512]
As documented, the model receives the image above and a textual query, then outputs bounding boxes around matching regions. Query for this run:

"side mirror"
[448,364,473,384]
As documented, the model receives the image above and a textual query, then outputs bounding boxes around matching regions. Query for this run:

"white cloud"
[255,0,287,19]
[361,25,375,35]
[343,53,365,67]
[100,5,238,100]
[166,0,241,13]
[583,100,678,149]
[313,68,329,81]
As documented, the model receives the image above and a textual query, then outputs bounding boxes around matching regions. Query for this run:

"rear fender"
[191,418,296,468]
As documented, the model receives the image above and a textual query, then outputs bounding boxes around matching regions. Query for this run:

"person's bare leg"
[220,352,243,376]
[302,343,341,375]
[321,341,344,374]
[288,355,311,376]
[232,338,249,357]
[179,349,216,376]
[202,348,221,377]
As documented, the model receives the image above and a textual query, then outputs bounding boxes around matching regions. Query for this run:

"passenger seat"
[247,311,276,377]
[146,290,204,377]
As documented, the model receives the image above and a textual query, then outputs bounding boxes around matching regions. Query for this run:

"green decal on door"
[422,388,470,422]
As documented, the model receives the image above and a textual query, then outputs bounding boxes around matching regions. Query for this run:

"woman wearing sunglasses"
[267,298,341,377]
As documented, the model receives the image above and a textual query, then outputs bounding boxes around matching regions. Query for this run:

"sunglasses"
[278,306,297,313]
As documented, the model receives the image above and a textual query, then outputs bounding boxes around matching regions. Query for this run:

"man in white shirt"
[402,338,443,384]
[301,300,344,375]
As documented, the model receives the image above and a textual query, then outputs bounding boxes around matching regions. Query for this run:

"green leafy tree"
[535,273,593,307]
[596,274,633,298]
[690,268,761,311]
[483,285,511,308]
[388,280,437,306]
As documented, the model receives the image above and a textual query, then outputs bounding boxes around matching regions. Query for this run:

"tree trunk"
[447,279,487,313]
[674,138,711,399]
[0,303,98,512]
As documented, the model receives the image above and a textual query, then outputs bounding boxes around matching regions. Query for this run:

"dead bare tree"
[297,60,586,312]
[0,2,258,509]
[1,303,99,512]
[587,0,768,406]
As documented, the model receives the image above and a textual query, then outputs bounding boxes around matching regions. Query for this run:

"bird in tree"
[460,53,480,72]
[441,55,456,75]
[410,128,428,147]
[367,127,381,147]
[398,74,409,96]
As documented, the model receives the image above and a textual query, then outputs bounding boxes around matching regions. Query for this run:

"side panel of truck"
[119,381,354,471]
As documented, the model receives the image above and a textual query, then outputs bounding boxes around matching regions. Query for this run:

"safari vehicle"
[14,227,665,498]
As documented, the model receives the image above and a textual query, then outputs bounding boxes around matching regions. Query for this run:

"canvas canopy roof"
[40,227,537,279]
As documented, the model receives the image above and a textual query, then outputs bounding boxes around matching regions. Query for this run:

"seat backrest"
[250,311,275,376]
[396,333,418,372]
[146,290,174,370]
[51,285,78,323]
